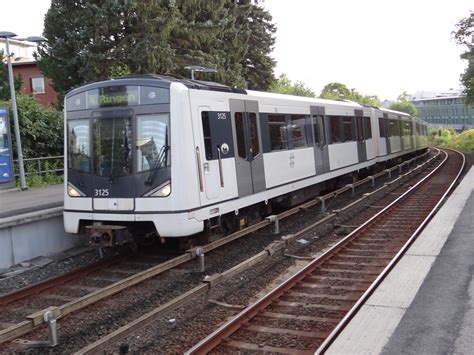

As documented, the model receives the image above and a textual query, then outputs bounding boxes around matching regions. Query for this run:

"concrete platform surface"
[327,166,473,354]
[0,184,63,219]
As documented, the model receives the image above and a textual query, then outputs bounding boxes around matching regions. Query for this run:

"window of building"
[31,76,45,94]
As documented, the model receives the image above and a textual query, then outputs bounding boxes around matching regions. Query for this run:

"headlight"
[68,182,85,197]
[143,181,171,197]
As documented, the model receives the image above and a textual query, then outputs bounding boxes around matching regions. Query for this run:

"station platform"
[0,184,75,270]
[327,165,473,354]
[0,184,63,219]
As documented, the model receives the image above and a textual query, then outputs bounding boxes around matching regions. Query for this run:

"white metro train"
[64,75,428,246]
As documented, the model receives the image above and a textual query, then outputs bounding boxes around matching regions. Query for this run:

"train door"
[355,109,367,163]
[310,106,330,175]
[229,99,265,197]
[91,109,135,212]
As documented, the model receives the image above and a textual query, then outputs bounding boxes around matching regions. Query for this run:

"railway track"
[0,150,437,352]
[186,148,465,354]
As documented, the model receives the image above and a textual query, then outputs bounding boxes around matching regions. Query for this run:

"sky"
[1,0,472,100]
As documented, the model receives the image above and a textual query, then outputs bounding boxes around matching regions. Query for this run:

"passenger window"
[342,116,354,142]
[356,116,364,141]
[312,116,320,146]
[235,112,246,159]
[248,113,260,157]
[201,111,212,160]
[268,114,287,151]
[329,116,342,143]
[378,117,385,137]
[318,116,326,146]
[290,115,307,149]
[364,117,372,139]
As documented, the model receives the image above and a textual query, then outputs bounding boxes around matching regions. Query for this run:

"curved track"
[186,149,465,354]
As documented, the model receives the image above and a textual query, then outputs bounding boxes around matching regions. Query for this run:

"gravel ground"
[0,247,104,295]
[0,151,439,353]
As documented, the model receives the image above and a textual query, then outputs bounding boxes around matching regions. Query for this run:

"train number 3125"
[94,189,110,197]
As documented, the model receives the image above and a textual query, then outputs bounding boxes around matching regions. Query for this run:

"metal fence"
[14,155,64,177]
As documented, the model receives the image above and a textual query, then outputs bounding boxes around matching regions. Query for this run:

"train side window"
[384,118,391,137]
[342,116,354,142]
[268,114,288,151]
[201,111,213,160]
[290,115,307,149]
[313,116,320,146]
[364,117,372,139]
[318,116,326,146]
[312,115,326,147]
[235,112,246,159]
[356,116,364,141]
[329,116,342,143]
[248,113,260,157]
[378,117,385,137]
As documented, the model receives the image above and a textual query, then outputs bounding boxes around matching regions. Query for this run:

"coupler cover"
[86,225,133,247]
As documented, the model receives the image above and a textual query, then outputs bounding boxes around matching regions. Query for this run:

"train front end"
[63,77,202,247]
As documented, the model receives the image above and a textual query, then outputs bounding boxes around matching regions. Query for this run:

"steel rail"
[74,152,438,353]
[0,150,434,346]
[0,256,124,307]
[185,148,463,354]
[315,148,465,353]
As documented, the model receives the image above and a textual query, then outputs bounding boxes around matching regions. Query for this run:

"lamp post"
[0,31,46,190]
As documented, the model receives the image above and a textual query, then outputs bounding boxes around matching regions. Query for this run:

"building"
[1,38,58,107]
[11,59,57,106]
[411,90,474,131]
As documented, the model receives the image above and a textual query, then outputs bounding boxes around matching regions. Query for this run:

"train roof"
[66,74,247,97]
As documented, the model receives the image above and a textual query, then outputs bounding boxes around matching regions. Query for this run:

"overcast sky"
[1,0,472,100]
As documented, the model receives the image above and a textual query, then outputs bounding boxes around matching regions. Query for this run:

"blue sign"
[0,107,14,185]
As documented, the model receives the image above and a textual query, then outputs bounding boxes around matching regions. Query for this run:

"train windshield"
[136,113,170,172]
[94,116,133,178]
[66,84,171,180]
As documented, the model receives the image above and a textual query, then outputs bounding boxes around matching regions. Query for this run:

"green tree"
[319,82,380,106]
[37,1,177,102]
[389,91,418,116]
[36,0,276,101]
[234,1,276,90]
[319,82,352,100]
[453,12,473,105]
[269,73,315,97]
[0,50,23,100]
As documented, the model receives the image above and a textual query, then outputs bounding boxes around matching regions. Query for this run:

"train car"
[64,75,428,247]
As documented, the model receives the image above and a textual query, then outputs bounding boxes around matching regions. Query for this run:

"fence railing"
[14,155,64,177]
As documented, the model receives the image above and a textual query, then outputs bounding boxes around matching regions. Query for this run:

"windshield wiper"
[145,145,170,186]
[109,154,129,184]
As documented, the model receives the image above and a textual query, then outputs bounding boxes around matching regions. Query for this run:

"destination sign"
[66,85,169,111]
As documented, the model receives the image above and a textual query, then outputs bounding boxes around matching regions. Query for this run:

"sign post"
[0,107,15,189]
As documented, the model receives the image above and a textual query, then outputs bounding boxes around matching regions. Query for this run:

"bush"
[429,128,474,153]
[0,93,63,159]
